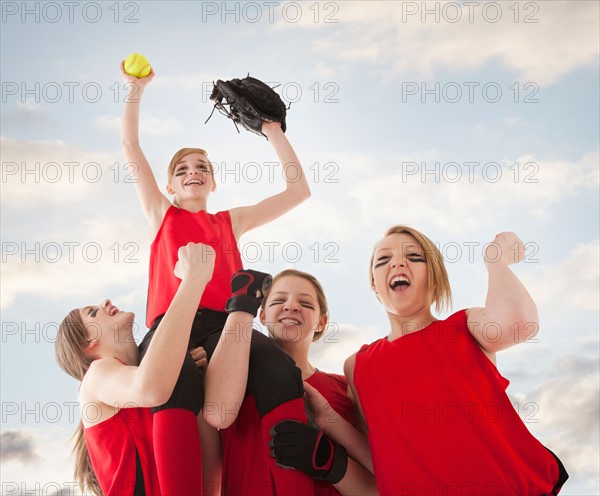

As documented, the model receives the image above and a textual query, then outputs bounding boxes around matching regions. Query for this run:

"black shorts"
[138,310,303,417]
[138,309,228,415]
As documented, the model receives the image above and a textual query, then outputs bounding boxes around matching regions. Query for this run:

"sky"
[1,1,599,494]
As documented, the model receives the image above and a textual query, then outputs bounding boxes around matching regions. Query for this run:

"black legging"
[138,309,304,416]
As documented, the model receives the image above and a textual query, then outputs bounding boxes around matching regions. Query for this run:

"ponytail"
[71,420,102,495]
[55,309,102,495]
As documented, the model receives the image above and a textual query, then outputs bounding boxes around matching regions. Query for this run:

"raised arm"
[203,270,271,429]
[87,243,215,407]
[120,62,171,234]
[467,232,539,355]
[229,122,311,239]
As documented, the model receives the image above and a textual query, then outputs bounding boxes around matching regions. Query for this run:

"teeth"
[186,180,204,186]
[390,275,410,288]
[281,318,300,326]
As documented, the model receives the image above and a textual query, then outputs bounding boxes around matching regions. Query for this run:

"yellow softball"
[124,53,152,79]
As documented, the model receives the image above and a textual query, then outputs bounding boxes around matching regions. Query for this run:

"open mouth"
[109,306,120,316]
[389,275,411,291]
[185,179,205,186]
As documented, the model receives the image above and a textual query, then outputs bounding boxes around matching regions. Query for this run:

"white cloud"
[215,147,598,246]
[347,150,599,237]
[2,103,53,129]
[309,323,382,374]
[243,197,354,244]
[150,72,221,93]
[0,427,81,493]
[523,238,599,314]
[276,1,599,85]
[93,114,120,132]
[94,113,186,138]
[521,355,600,494]
[0,136,158,309]
[503,116,521,127]
[1,215,149,310]
[509,151,600,206]
[0,136,119,208]
[15,100,41,112]
[313,62,335,79]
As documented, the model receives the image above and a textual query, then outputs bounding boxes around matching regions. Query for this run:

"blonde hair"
[262,269,329,342]
[369,225,452,314]
[55,309,102,496]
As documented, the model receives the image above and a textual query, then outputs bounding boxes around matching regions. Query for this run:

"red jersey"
[84,407,161,496]
[354,310,566,495]
[306,370,354,428]
[146,206,242,327]
[220,371,354,495]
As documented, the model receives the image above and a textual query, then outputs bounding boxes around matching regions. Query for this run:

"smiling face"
[260,275,328,346]
[79,299,136,353]
[371,232,433,318]
[167,151,216,202]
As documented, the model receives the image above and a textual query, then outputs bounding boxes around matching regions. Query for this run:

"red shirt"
[84,407,161,496]
[146,207,242,327]
[354,309,565,495]
[220,371,354,495]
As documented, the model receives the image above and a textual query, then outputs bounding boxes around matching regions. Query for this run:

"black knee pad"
[246,330,304,416]
[151,352,205,415]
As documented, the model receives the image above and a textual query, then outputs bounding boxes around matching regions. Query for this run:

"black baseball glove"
[270,420,349,484]
[205,75,287,138]
[225,269,272,317]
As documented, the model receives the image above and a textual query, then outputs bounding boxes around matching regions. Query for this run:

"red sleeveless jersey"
[306,370,354,429]
[354,310,565,495]
[146,206,242,327]
[84,407,161,496]
[220,371,354,495]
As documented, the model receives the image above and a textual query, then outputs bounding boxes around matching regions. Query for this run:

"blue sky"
[1,1,599,494]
